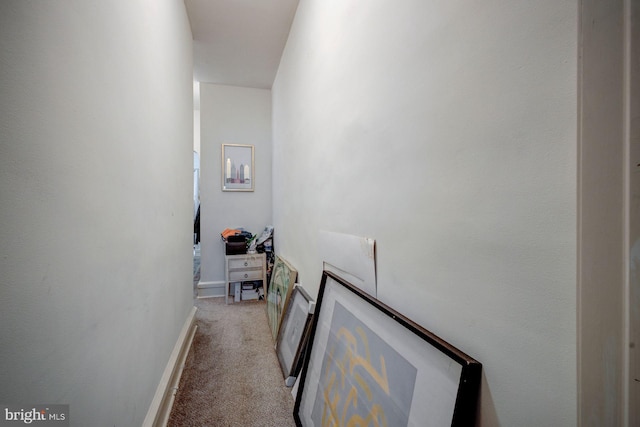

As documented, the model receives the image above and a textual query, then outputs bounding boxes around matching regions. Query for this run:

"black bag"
[225,240,246,255]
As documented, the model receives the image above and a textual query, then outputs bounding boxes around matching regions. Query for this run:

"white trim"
[576,3,584,422]
[623,1,630,425]
[196,280,225,298]
[142,306,198,427]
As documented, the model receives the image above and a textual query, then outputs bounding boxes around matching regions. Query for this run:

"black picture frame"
[294,271,482,427]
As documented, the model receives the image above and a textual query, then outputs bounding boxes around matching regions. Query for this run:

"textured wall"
[272,0,578,424]
[0,2,194,425]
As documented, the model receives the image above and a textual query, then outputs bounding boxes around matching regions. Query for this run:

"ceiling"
[184,0,299,91]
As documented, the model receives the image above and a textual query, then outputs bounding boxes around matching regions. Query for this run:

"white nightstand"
[224,253,266,304]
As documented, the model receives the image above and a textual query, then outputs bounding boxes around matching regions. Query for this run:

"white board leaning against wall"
[317,230,377,297]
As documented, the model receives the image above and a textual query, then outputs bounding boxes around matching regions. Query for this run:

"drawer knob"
[244,262,248,266]
[244,273,248,278]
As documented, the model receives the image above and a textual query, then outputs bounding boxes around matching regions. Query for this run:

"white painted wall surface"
[194,110,201,154]
[272,0,577,424]
[199,84,272,291]
[0,2,194,426]
[577,1,627,425]
[625,1,640,426]
[627,0,640,424]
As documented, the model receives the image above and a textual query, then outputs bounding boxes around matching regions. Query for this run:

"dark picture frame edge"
[276,284,315,387]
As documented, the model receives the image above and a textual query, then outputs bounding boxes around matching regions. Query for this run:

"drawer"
[229,269,263,281]
[228,257,263,269]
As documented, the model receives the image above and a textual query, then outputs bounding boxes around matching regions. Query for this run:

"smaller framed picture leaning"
[294,271,482,427]
[222,143,254,192]
[276,285,315,387]
[266,256,298,341]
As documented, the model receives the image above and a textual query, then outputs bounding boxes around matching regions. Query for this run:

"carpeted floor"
[167,296,297,427]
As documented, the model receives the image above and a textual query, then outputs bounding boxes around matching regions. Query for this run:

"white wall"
[629,2,640,424]
[199,84,272,293]
[194,80,201,154]
[577,0,627,425]
[194,110,201,154]
[272,0,577,424]
[0,2,194,426]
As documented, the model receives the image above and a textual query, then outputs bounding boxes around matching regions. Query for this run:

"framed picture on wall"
[222,143,254,191]
[294,271,482,427]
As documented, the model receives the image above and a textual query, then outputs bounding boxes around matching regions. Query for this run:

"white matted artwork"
[317,230,376,297]
[276,284,315,387]
[222,143,254,191]
[294,271,481,427]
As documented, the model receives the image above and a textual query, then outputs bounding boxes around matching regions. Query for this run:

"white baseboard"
[142,306,197,427]
[197,280,225,298]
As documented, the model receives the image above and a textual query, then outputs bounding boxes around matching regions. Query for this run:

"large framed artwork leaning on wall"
[294,271,482,427]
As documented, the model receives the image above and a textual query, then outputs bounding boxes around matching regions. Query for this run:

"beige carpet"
[168,297,297,427]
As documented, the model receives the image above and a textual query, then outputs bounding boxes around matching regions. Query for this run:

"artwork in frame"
[276,285,315,387]
[294,271,482,427]
[267,255,298,341]
[222,143,254,191]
